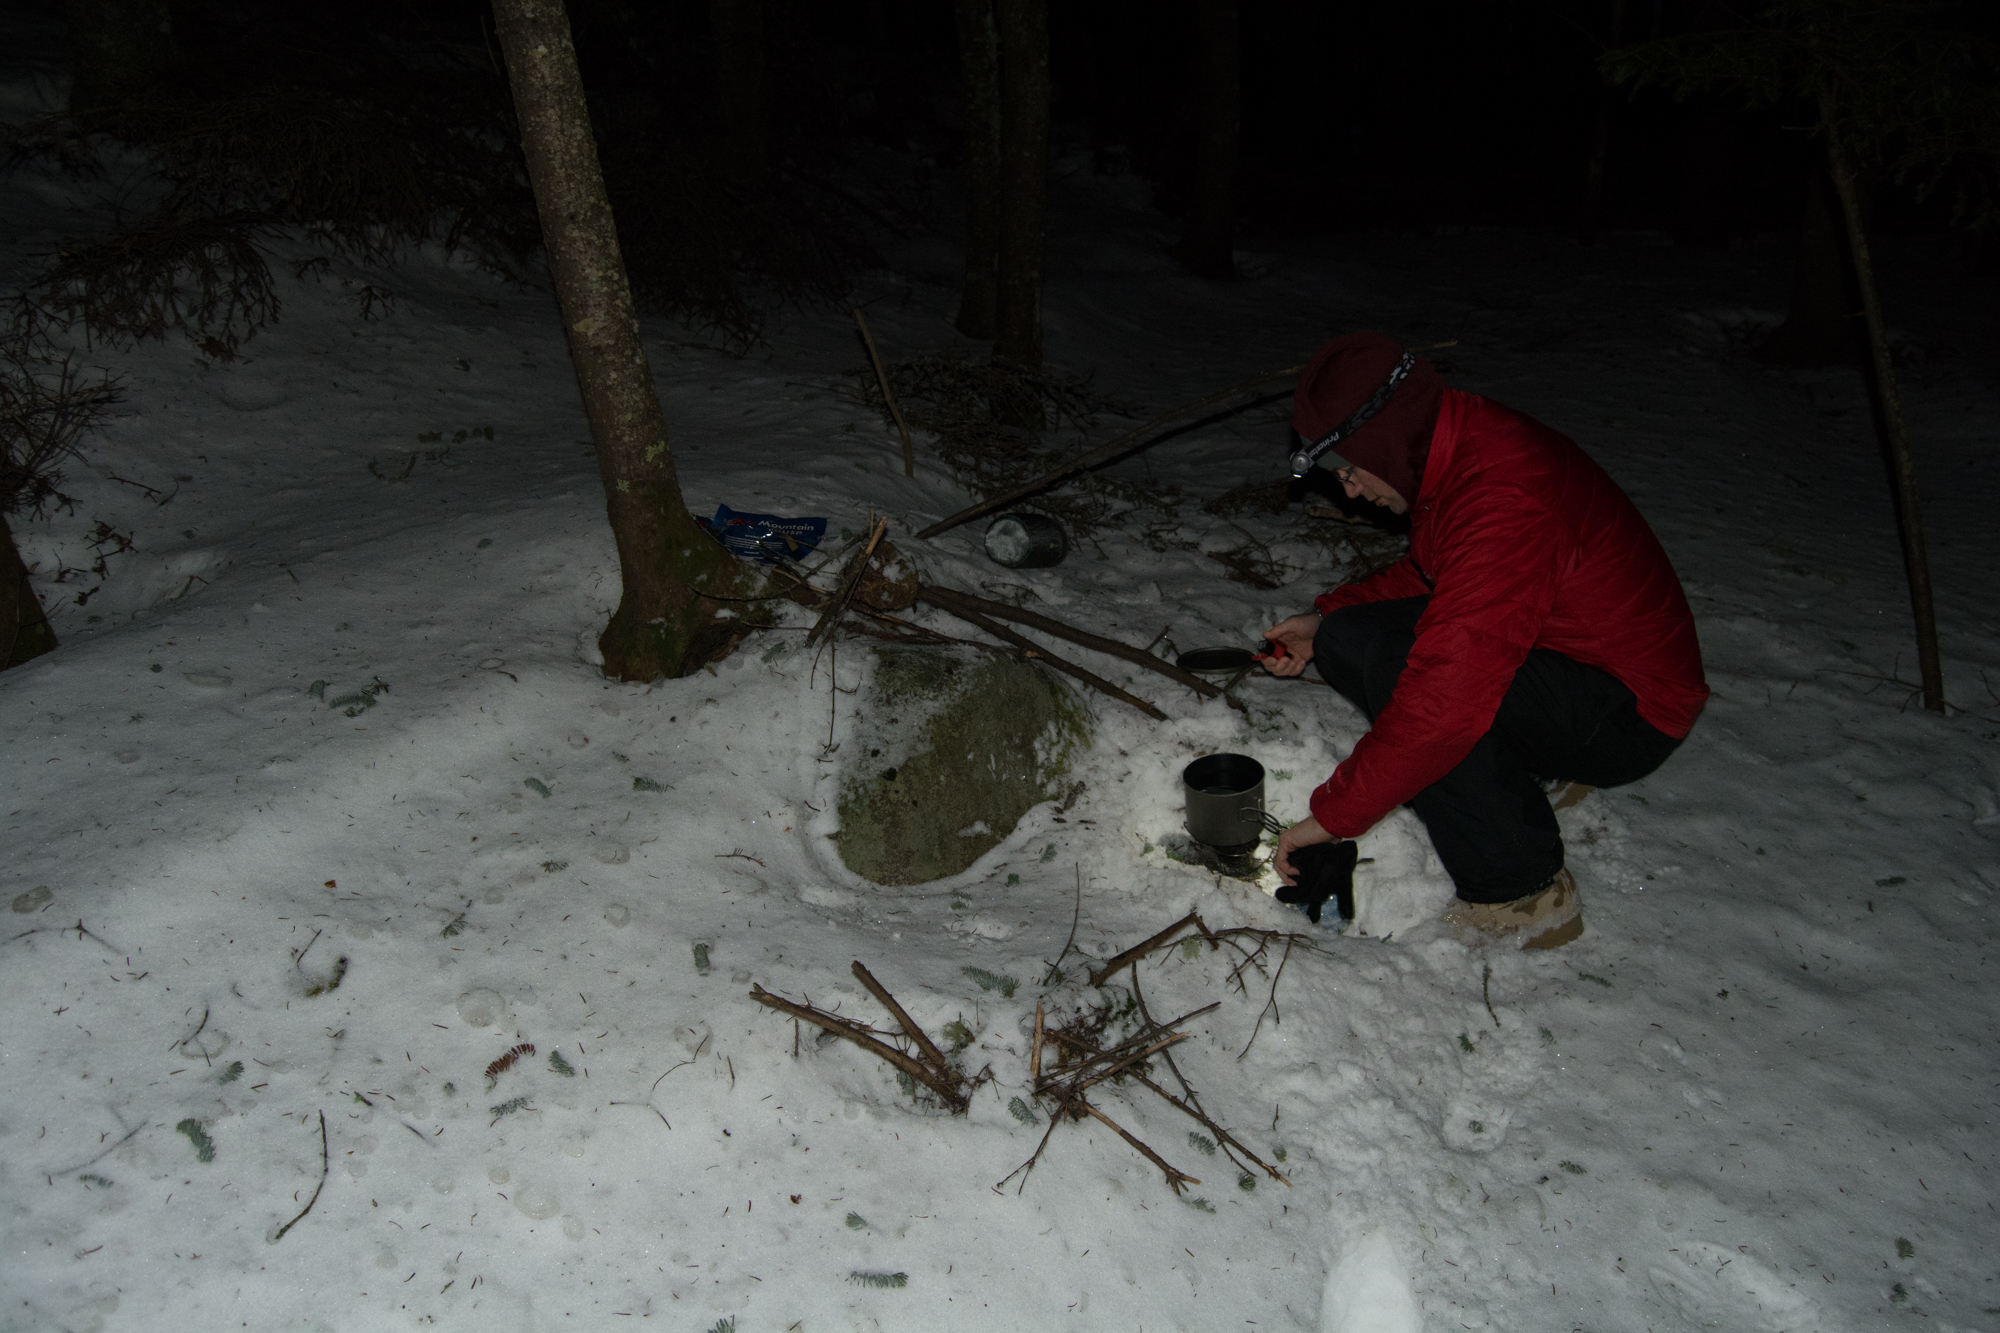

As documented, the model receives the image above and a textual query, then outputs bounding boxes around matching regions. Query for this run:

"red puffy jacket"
[1306,388,1708,837]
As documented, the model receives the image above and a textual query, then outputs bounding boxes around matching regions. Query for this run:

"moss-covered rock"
[834,648,1089,885]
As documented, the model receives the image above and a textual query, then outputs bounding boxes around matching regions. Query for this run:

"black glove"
[1276,840,1359,924]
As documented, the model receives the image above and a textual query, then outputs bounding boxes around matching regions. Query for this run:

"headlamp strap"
[1289,349,1417,478]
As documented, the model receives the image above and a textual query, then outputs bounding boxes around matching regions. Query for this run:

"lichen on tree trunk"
[491,0,755,682]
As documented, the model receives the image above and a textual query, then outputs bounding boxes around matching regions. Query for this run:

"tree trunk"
[61,0,176,114]
[1754,166,1866,367]
[1821,93,1945,714]
[992,0,1049,374]
[1578,0,1627,245]
[1169,0,1239,280]
[491,0,753,682]
[953,0,1003,339]
[2,511,58,671]
[711,0,767,179]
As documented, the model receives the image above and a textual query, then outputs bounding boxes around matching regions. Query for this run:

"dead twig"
[849,961,951,1074]
[1075,1101,1200,1194]
[919,593,1166,720]
[271,1110,329,1243]
[1042,867,1085,986]
[806,515,888,648]
[852,308,914,478]
[1127,967,1288,1185]
[749,982,969,1113]
[1236,934,1295,1060]
[915,363,1305,539]
[1483,962,1499,1029]
[1088,912,1210,987]
[917,584,1220,699]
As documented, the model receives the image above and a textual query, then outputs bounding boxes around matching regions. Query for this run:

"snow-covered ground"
[6,13,1999,1331]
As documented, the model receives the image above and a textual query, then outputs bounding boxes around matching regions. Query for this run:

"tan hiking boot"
[1441,869,1583,950]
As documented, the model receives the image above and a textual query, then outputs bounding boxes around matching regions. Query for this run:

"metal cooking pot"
[1181,752,1267,852]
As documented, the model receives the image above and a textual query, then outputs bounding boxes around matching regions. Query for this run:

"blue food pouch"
[698,504,827,564]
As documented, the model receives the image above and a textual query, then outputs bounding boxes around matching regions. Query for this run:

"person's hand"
[1260,612,1321,677]
[1273,815,1334,885]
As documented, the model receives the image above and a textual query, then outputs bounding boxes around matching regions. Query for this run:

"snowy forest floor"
[5,16,2000,1333]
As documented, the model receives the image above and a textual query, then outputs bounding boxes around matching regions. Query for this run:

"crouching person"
[1262,333,1708,949]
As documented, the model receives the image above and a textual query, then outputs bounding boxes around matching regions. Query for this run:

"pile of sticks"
[1002,912,1303,1195]
[749,914,1317,1198]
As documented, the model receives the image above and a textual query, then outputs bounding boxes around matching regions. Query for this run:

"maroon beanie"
[1291,332,1444,506]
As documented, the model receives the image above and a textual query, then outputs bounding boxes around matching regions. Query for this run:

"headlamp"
[1289,350,1417,478]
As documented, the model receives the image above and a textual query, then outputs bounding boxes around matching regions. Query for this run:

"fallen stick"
[917,584,1220,698]
[1236,934,1296,1060]
[271,1110,329,1243]
[849,961,951,1074]
[1129,1070,1290,1186]
[852,307,915,478]
[914,364,1304,539]
[1088,912,1211,987]
[1040,1002,1219,1085]
[1030,1001,1045,1083]
[1074,1100,1199,1193]
[925,597,1166,720]
[1050,1030,1192,1100]
[749,984,967,1111]
[806,515,888,648]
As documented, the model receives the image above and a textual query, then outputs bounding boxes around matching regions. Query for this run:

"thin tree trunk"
[1821,92,1945,714]
[1579,0,1626,245]
[992,0,1049,374]
[711,0,767,179]
[1755,166,1865,367]
[61,0,176,114]
[1,511,58,670]
[1170,0,1239,280]
[953,0,1003,339]
[491,0,752,682]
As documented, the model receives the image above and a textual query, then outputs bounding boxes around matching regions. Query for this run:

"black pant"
[1314,596,1681,903]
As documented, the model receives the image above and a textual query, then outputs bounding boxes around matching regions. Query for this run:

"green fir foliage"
[1238,1173,1257,1192]
[692,943,711,975]
[844,1211,868,1229]
[1186,1198,1215,1213]
[1008,1096,1038,1125]
[548,1050,575,1077]
[1897,1237,1915,1259]
[217,1060,244,1084]
[490,1096,530,1119]
[1560,1160,1587,1175]
[962,967,1018,998]
[941,1019,975,1053]
[175,1119,216,1163]
[523,778,551,798]
[848,1271,908,1289]
[77,1173,113,1188]
[633,776,668,792]
[1188,1132,1217,1156]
